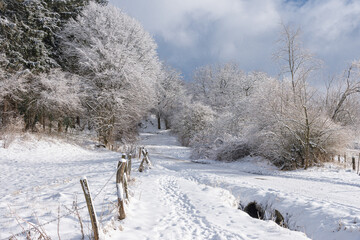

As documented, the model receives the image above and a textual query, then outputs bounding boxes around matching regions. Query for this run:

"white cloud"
[111,0,360,79]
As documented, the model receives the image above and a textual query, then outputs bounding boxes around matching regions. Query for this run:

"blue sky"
[109,0,360,82]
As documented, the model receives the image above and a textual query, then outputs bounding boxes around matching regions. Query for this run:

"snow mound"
[0,133,94,162]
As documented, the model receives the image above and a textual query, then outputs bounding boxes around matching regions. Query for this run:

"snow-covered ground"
[1,126,359,239]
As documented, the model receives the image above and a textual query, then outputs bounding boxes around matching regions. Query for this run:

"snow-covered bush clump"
[184,64,267,161]
[172,102,215,146]
[177,25,358,169]
[249,79,351,169]
[215,140,251,162]
[179,60,353,168]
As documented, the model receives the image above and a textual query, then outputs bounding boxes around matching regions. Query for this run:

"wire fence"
[1,163,122,240]
[2,147,150,240]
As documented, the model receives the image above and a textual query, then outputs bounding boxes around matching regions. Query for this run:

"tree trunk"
[157,112,161,130]
[41,114,46,131]
[303,106,310,169]
[25,111,37,131]
[58,120,62,133]
[49,121,52,133]
[352,157,356,171]
[2,100,8,126]
[164,118,170,130]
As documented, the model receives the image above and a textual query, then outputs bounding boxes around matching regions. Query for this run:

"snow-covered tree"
[0,0,107,73]
[0,66,28,127]
[192,72,271,161]
[32,69,83,132]
[0,67,82,131]
[155,65,187,129]
[60,2,161,144]
[191,63,250,112]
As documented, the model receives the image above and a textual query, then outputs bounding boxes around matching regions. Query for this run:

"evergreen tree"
[0,0,107,73]
[0,0,60,72]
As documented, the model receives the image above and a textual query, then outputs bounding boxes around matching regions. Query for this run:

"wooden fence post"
[123,153,128,178]
[139,157,145,173]
[344,153,347,163]
[122,154,129,201]
[338,155,340,163]
[139,149,146,172]
[358,153,360,174]
[139,148,152,172]
[116,155,127,220]
[127,154,132,181]
[139,147,142,159]
[352,157,356,171]
[80,177,99,240]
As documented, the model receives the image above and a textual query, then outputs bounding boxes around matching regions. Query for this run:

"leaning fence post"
[80,177,99,240]
[144,149,152,166]
[139,149,146,172]
[116,155,127,220]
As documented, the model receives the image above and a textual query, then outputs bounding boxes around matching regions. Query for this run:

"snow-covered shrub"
[185,62,352,168]
[0,117,25,148]
[250,79,351,169]
[172,102,215,146]
[188,67,269,160]
[215,140,251,162]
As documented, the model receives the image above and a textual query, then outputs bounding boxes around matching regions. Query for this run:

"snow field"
[1,126,359,239]
[0,134,122,239]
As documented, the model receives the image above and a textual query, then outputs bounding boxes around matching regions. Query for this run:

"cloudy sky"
[109,0,360,81]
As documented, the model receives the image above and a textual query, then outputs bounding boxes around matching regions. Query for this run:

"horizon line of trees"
[157,25,360,170]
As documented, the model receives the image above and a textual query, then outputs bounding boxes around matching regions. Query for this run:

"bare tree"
[256,23,350,169]
[274,23,321,100]
[330,60,360,122]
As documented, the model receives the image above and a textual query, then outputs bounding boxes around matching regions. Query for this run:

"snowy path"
[106,130,309,239]
[110,129,359,240]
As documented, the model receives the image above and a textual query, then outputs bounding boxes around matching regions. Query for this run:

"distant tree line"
[160,25,360,170]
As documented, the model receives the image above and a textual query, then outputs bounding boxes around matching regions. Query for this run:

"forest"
[1,0,360,170]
